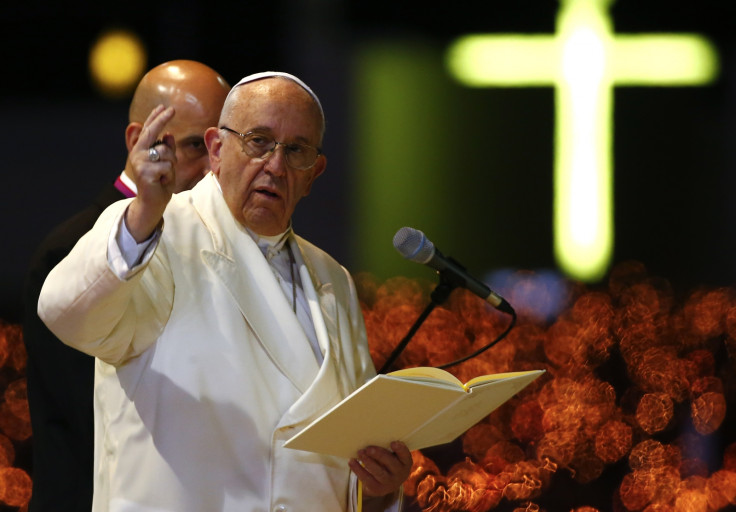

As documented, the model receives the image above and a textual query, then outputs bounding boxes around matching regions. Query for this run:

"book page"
[388,366,464,389]
[464,370,543,389]
[284,374,465,459]
[403,370,545,449]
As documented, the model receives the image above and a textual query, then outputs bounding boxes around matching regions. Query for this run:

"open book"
[284,366,544,459]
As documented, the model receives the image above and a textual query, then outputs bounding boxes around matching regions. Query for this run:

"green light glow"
[446,0,718,281]
[446,36,558,86]
[351,42,455,279]
[612,35,719,84]
[555,0,613,281]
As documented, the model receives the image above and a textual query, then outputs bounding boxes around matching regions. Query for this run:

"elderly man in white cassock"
[38,71,412,512]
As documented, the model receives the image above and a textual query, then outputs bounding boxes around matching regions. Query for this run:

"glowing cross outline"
[446,0,718,281]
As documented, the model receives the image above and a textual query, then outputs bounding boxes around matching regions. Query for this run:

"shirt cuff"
[107,207,162,280]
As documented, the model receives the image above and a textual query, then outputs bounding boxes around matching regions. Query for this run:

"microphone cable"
[436,306,516,370]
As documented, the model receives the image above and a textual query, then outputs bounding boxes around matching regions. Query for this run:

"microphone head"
[393,227,435,264]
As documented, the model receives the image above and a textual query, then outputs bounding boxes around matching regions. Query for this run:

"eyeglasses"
[220,126,322,170]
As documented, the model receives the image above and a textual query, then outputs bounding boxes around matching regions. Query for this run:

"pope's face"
[207,79,326,236]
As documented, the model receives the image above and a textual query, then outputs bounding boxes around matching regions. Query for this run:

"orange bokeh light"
[359,262,736,511]
[0,260,734,512]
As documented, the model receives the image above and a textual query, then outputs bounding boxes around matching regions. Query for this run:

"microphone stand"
[377,269,460,374]
[377,257,517,374]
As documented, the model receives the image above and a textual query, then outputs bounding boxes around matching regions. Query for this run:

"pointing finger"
[139,105,176,149]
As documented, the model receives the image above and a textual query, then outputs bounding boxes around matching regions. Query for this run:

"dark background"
[2,0,736,321]
[1,2,736,511]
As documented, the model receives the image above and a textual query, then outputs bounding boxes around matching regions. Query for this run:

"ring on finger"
[148,147,161,162]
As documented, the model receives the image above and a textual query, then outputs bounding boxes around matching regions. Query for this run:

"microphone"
[393,227,514,315]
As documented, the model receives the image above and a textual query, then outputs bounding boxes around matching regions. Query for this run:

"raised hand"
[126,105,177,242]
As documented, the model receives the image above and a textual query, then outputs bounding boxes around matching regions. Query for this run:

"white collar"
[119,171,138,194]
[246,225,292,258]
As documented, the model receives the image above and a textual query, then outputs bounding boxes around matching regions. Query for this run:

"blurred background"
[2,0,736,322]
[2,1,736,510]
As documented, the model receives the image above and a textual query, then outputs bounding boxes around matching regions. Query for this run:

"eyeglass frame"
[219,125,322,170]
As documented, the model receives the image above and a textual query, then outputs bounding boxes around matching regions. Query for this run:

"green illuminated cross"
[446,0,718,281]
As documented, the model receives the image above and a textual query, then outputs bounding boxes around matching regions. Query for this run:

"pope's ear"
[303,154,327,197]
[204,127,222,175]
[125,122,143,153]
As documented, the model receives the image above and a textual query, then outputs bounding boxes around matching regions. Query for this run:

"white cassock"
[38,172,402,512]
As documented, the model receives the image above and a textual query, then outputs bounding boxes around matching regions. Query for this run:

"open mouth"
[256,188,280,199]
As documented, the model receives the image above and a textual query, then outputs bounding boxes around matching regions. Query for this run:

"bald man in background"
[21,59,230,512]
